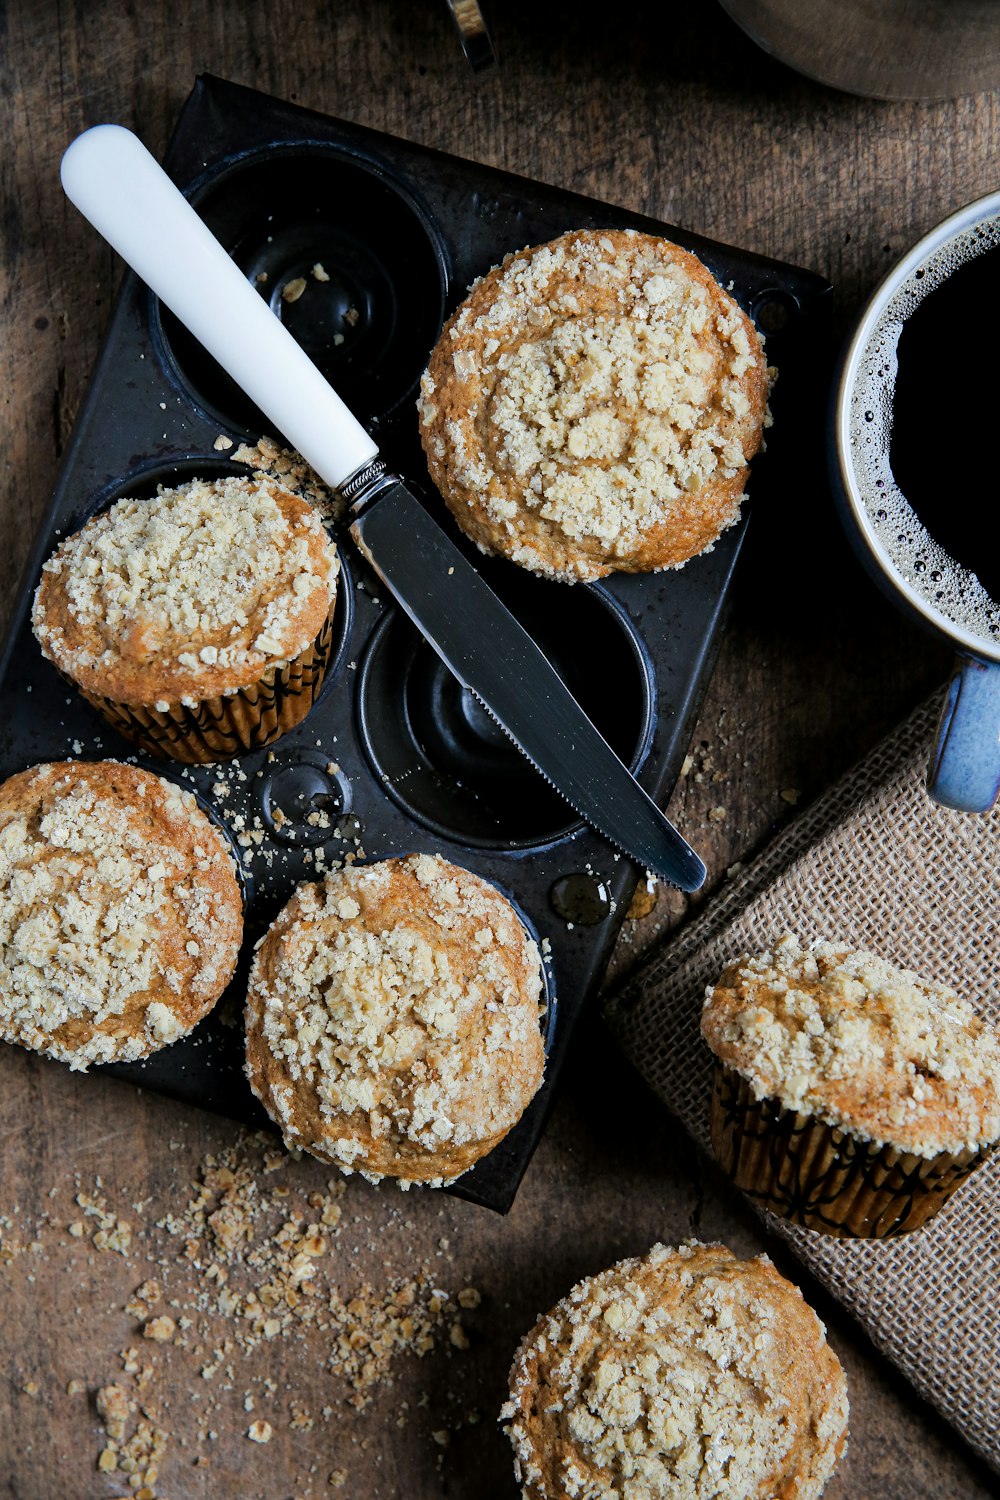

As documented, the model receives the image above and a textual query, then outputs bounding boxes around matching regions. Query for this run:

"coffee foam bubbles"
[848,216,1000,652]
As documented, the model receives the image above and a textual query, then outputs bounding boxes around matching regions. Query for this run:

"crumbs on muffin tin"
[232,435,346,524]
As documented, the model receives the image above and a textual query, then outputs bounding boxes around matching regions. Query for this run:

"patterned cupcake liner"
[709,1061,994,1239]
[72,608,336,765]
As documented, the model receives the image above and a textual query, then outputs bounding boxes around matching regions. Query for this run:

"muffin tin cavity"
[0,76,830,1212]
[156,146,448,434]
[357,569,654,849]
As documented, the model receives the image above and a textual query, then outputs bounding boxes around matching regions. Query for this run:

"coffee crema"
[849,218,1000,650]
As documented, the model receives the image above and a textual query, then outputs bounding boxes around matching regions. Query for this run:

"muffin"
[245,853,545,1183]
[0,760,243,1069]
[418,228,770,582]
[501,1240,849,1500]
[701,935,1000,1237]
[32,472,339,763]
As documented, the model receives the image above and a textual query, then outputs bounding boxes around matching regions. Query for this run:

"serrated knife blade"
[350,477,707,889]
[60,125,706,891]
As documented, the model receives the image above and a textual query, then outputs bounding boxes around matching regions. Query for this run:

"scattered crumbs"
[142,1315,176,1343]
[282,278,308,304]
[4,1133,491,1485]
[214,434,234,451]
[94,1382,167,1497]
[125,1280,162,1318]
[77,1191,133,1255]
[780,787,801,805]
[312,263,330,282]
[707,805,726,824]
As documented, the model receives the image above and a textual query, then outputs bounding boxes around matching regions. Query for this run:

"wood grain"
[0,2,993,1497]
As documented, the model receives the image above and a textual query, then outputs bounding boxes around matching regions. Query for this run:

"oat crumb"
[143,1315,176,1343]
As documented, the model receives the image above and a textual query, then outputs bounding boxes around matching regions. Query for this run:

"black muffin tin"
[0,76,829,1211]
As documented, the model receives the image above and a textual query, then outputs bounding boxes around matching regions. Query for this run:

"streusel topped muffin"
[31,472,339,761]
[418,228,770,582]
[701,936,1000,1237]
[245,853,545,1184]
[0,760,243,1069]
[701,935,1000,1158]
[502,1240,849,1500]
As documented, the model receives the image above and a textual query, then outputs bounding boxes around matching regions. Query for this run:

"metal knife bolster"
[340,456,397,511]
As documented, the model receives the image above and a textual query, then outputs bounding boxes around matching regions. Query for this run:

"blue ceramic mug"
[832,191,1000,813]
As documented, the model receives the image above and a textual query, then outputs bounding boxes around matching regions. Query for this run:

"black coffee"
[890,246,1000,602]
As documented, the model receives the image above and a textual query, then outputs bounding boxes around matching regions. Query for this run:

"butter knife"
[60,125,706,891]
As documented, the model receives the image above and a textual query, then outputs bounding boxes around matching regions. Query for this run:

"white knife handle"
[60,124,378,489]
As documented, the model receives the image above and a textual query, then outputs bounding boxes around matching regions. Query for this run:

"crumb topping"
[502,1240,848,1500]
[32,473,338,703]
[231,434,344,524]
[701,935,1000,1156]
[246,854,545,1182]
[419,229,769,579]
[0,761,242,1069]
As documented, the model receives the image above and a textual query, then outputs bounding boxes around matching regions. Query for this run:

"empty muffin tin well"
[0,76,831,1212]
[357,567,654,848]
[156,146,448,435]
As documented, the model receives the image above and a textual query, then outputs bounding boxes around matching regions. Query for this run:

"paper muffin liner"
[71,606,337,765]
[709,1061,994,1239]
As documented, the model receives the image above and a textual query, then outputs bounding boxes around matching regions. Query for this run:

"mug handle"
[927,655,1000,813]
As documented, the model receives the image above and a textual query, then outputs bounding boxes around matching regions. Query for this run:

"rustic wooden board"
[0,2,993,1497]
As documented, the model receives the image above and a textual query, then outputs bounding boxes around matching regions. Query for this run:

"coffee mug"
[832,190,1000,813]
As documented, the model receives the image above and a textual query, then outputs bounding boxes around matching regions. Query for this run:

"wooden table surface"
[1,3,996,1497]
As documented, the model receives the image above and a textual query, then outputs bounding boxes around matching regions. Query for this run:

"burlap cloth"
[604,694,1000,1474]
